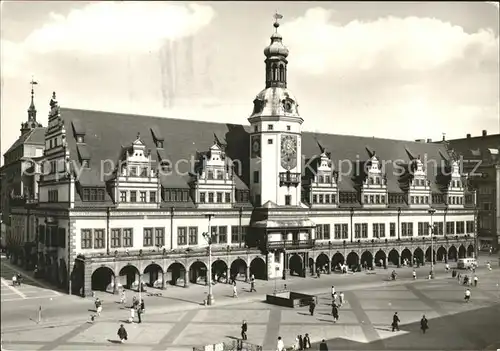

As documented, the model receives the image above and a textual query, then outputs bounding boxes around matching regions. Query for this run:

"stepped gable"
[61,107,451,195]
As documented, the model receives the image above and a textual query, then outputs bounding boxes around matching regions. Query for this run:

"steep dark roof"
[3,127,46,155]
[446,135,500,161]
[61,108,451,196]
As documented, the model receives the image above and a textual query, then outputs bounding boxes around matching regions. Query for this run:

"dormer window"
[76,135,84,143]
[254,126,258,133]
[325,175,330,183]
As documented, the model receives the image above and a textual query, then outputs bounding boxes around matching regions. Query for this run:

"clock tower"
[248,14,304,207]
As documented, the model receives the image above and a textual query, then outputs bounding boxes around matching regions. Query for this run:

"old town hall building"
[2,18,477,296]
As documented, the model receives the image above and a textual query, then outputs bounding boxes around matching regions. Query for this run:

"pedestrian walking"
[331,285,335,298]
[11,275,17,286]
[233,283,238,298]
[95,298,102,316]
[309,300,316,316]
[137,303,142,324]
[391,312,400,332]
[464,288,471,302]
[117,324,128,343]
[445,263,450,272]
[412,270,416,280]
[319,339,328,351]
[298,334,304,350]
[420,315,429,334]
[473,276,478,287]
[332,304,339,323]
[303,333,311,349]
[120,290,126,304]
[276,336,285,351]
[250,276,256,292]
[241,320,247,340]
[339,292,345,306]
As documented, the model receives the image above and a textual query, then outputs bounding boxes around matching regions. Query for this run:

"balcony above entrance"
[279,171,301,187]
[253,218,315,229]
[267,239,315,250]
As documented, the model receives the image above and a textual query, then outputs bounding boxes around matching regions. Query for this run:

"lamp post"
[428,208,436,279]
[202,214,215,305]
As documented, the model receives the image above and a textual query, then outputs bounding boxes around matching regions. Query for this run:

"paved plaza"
[2,258,499,350]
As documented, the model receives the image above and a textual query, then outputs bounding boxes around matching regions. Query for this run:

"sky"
[1,1,499,164]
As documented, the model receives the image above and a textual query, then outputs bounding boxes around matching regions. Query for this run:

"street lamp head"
[428,208,436,215]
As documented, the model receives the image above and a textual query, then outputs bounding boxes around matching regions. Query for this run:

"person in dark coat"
[117,324,128,343]
[420,315,429,334]
[392,312,400,332]
[298,334,303,350]
[319,339,328,351]
[241,320,248,340]
[332,304,339,323]
[309,301,316,316]
[303,333,311,349]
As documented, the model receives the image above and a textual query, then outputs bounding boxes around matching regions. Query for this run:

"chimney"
[482,130,487,136]
[415,139,425,143]
[426,138,432,143]
[442,133,446,141]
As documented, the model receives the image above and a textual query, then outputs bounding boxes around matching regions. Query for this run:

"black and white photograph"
[0,1,499,350]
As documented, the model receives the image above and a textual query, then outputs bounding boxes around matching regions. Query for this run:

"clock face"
[283,99,293,113]
[251,135,261,158]
[281,134,297,170]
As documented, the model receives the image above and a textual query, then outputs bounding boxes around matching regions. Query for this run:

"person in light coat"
[276,336,285,351]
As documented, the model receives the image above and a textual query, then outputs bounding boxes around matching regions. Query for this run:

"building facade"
[447,132,500,252]
[5,19,477,296]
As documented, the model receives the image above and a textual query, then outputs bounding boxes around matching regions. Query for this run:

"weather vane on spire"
[30,76,38,94]
[274,11,283,27]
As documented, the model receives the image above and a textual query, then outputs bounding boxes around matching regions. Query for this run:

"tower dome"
[264,22,289,58]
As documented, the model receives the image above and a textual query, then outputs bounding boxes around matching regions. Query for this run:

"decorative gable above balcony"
[407,155,431,208]
[361,152,388,207]
[446,160,465,208]
[304,151,339,207]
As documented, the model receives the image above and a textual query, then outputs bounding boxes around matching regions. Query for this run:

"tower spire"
[28,77,38,121]
[264,12,289,88]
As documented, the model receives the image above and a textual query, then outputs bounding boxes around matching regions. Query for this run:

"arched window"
[272,64,277,81]
[279,65,284,81]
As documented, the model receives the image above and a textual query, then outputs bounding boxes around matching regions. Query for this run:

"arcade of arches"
[88,256,268,293]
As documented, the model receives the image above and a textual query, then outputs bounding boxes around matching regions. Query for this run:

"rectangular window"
[253,171,259,183]
[200,192,206,203]
[218,226,227,243]
[341,224,348,239]
[140,191,147,203]
[323,224,330,240]
[355,223,361,239]
[466,221,474,233]
[402,222,407,237]
[364,195,368,204]
[130,191,137,202]
[241,226,248,243]
[207,170,214,179]
[255,194,261,206]
[381,195,385,203]
[188,227,198,245]
[361,223,368,238]
[122,228,133,247]
[446,222,455,235]
[94,229,105,248]
[316,225,323,240]
[268,139,273,144]
[231,226,240,243]
[312,194,317,203]
[225,192,231,203]
[177,227,187,246]
[373,223,379,238]
[208,192,214,203]
[120,191,127,202]
[81,229,92,249]
[285,195,291,205]
[155,228,165,247]
[407,222,413,236]
[111,229,121,248]
[325,194,330,203]
[267,124,273,130]
[379,223,386,238]
[418,222,424,236]
[149,191,156,203]
[144,228,153,246]
[334,224,341,239]
[216,192,223,203]
[456,221,465,234]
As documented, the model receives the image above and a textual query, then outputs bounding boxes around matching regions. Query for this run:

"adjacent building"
[447,132,500,252]
[3,18,477,296]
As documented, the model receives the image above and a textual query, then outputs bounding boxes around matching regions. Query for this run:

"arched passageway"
[289,254,303,276]
[189,261,207,285]
[167,262,185,286]
[436,246,447,262]
[374,250,386,267]
[250,257,266,280]
[467,245,474,257]
[70,258,84,295]
[458,245,466,259]
[119,265,139,289]
[425,247,435,264]
[212,260,228,282]
[361,251,373,269]
[413,248,424,265]
[144,263,163,287]
[316,253,329,273]
[230,258,247,281]
[346,252,359,269]
[388,249,400,266]
[448,246,457,261]
[401,248,412,265]
[331,253,344,271]
[92,266,114,292]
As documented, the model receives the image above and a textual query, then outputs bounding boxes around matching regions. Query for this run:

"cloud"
[1,2,215,77]
[279,8,499,75]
